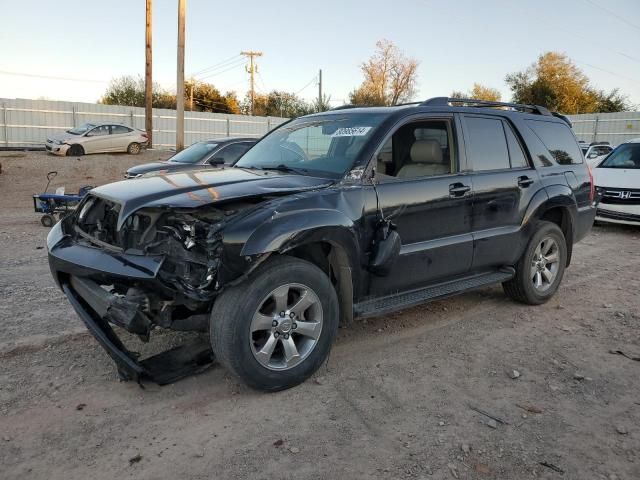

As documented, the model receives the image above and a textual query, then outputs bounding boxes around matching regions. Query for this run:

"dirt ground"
[0,151,639,480]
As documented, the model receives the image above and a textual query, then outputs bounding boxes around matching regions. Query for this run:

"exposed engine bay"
[67,194,263,338]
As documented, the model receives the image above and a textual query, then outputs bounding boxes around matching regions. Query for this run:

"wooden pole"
[145,0,153,147]
[176,0,186,151]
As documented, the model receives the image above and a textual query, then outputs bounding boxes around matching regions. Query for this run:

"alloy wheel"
[530,236,560,292]
[250,283,323,371]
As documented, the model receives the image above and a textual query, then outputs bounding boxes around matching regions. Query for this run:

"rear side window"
[526,120,583,165]
[111,125,132,134]
[504,123,529,168]
[464,116,510,171]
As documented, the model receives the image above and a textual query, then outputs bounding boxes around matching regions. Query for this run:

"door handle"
[517,176,534,188]
[449,183,471,197]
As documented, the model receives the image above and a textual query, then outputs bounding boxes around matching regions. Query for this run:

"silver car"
[45,123,148,156]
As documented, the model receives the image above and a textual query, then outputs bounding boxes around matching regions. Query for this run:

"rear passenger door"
[110,125,134,151]
[461,115,540,271]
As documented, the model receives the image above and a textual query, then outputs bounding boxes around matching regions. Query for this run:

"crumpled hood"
[47,131,79,143]
[594,167,640,189]
[88,167,333,229]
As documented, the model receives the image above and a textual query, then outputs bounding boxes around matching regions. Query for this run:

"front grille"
[597,208,640,223]
[598,186,640,205]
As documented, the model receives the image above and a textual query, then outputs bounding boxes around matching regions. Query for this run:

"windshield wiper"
[260,164,309,175]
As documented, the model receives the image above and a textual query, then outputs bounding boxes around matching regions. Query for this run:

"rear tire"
[127,142,141,155]
[210,256,339,391]
[67,144,84,156]
[503,221,567,305]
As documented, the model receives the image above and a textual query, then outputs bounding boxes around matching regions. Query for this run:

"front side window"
[375,120,454,179]
[215,143,251,164]
[87,125,109,137]
[598,143,640,169]
[169,142,218,164]
[526,120,583,165]
[235,113,387,178]
[464,116,510,171]
[67,123,95,135]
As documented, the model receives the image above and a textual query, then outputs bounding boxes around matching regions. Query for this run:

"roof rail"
[420,97,552,116]
[552,112,572,127]
[330,104,368,111]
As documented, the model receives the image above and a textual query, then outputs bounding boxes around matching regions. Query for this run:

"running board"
[354,268,515,318]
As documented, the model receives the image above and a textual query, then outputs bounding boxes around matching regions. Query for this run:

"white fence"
[567,111,640,146]
[0,98,288,149]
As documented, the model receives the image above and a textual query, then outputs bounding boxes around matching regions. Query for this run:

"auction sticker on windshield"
[332,126,372,137]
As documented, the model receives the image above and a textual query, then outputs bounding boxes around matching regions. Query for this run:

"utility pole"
[189,80,194,111]
[176,0,186,151]
[144,0,153,147]
[240,50,262,116]
[318,69,323,111]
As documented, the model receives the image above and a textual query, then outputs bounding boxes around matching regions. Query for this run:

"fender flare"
[241,209,362,324]
[523,184,577,265]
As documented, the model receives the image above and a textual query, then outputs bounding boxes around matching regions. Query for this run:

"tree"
[505,52,632,113]
[99,75,176,108]
[593,88,634,113]
[242,90,314,118]
[469,83,501,102]
[450,84,502,102]
[349,40,419,106]
[312,93,332,113]
[185,80,240,114]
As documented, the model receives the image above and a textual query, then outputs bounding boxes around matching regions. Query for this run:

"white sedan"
[585,143,614,167]
[45,123,148,156]
[593,138,640,226]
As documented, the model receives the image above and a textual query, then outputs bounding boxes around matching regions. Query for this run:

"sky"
[1,0,640,107]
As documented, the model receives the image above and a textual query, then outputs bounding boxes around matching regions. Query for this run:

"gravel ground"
[0,151,639,480]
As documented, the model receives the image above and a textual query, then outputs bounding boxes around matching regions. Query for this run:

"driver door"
[82,125,111,153]
[367,116,474,296]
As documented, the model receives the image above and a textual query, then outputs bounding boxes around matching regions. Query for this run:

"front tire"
[210,256,339,391]
[503,221,567,305]
[67,144,84,156]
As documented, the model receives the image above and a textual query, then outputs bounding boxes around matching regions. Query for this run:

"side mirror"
[208,157,225,165]
[369,229,401,276]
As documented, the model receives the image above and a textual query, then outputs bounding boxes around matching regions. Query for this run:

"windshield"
[169,142,218,164]
[67,123,95,135]
[234,113,387,178]
[598,143,640,169]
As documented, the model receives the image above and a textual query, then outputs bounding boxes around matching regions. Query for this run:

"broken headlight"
[148,211,226,297]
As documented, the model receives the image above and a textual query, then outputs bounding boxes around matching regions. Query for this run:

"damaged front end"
[49,194,253,384]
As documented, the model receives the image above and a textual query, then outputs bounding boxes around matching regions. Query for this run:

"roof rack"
[330,102,421,111]
[420,97,552,116]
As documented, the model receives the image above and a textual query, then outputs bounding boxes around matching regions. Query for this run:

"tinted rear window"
[526,120,583,165]
[464,116,510,171]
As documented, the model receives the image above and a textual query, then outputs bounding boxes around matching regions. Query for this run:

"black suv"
[47,97,596,390]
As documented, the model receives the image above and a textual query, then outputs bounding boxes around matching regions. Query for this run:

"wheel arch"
[524,185,577,267]
[240,210,362,325]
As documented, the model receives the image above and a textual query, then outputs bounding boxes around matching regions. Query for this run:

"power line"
[191,54,243,77]
[582,0,640,32]
[0,70,108,84]
[196,58,247,80]
[574,59,640,86]
[294,74,319,95]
